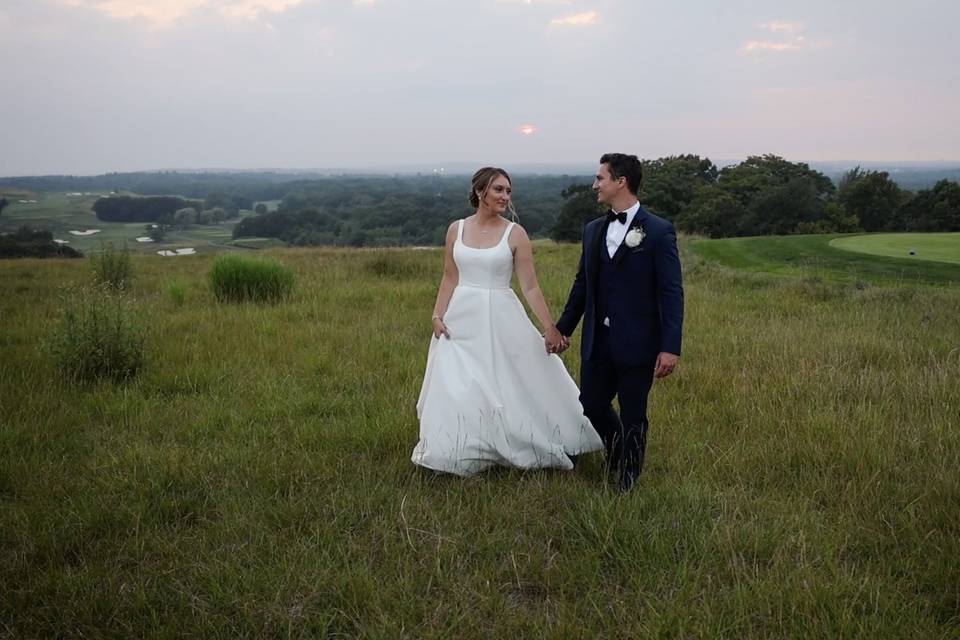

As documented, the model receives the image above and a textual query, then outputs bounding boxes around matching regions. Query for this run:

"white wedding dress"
[412,219,602,476]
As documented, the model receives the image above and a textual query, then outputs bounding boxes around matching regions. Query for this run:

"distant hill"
[4,160,959,191]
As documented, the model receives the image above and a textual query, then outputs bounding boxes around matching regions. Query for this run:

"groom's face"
[592,163,624,205]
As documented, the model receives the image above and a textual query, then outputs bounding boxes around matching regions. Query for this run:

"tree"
[837,167,901,231]
[675,185,747,238]
[738,177,827,236]
[713,155,836,236]
[640,155,718,220]
[254,203,268,214]
[173,207,198,226]
[719,154,835,206]
[0,226,82,258]
[0,198,8,217]
[93,195,203,222]
[901,180,960,232]
[550,184,605,242]
[146,223,166,242]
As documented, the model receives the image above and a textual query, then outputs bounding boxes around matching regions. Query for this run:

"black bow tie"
[607,210,627,224]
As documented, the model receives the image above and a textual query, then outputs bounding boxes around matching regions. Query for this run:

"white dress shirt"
[602,200,640,327]
[605,201,640,258]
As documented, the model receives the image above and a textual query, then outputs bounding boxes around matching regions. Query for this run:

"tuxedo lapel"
[611,206,650,266]
[587,218,607,286]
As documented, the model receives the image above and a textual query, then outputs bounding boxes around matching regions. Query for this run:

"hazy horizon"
[6,158,960,180]
[3,0,958,176]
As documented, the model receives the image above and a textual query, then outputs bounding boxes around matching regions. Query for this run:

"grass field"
[691,233,960,286]
[0,192,251,255]
[1,239,959,637]
[830,233,960,265]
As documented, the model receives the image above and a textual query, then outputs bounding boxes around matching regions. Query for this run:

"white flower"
[625,227,645,248]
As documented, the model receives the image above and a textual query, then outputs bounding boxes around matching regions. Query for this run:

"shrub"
[208,254,294,303]
[46,286,145,383]
[92,242,133,290]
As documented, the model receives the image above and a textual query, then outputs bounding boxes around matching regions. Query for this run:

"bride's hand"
[543,326,563,354]
[432,316,450,339]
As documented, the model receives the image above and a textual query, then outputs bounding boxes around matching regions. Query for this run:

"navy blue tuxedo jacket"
[556,207,684,367]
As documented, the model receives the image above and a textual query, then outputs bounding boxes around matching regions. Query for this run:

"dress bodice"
[453,219,515,289]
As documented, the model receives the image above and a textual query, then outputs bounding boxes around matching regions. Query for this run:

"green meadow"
[1,238,958,637]
[830,232,960,265]
[692,233,960,286]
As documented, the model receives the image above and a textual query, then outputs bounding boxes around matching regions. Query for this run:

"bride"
[412,167,602,476]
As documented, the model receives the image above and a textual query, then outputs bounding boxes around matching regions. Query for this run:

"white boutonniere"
[625,226,645,248]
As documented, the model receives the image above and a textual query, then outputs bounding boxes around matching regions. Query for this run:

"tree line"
[551,155,960,241]
[233,175,583,247]
[232,156,960,246]
[4,158,958,250]
[0,227,82,259]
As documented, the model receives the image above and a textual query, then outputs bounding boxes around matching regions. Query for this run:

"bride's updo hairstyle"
[470,166,518,219]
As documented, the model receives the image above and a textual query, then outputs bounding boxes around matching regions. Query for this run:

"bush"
[0,226,83,258]
[46,286,145,383]
[208,254,294,303]
[92,242,133,290]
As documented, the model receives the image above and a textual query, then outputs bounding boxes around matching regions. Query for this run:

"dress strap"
[456,219,464,245]
[499,221,515,247]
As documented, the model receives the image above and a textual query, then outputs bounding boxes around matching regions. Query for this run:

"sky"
[2,0,959,176]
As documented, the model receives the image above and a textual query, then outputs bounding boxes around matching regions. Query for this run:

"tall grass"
[166,277,186,307]
[91,241,133,290]
[43,285,145,383]
[1,242,958,637]
[209,253,294,303]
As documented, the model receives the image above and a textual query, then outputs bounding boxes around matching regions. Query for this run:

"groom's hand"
[547,334,570,354]
[544,326,564,354]
[654,352,679,379]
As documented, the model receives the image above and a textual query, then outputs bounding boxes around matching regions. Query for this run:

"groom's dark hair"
[600,153,643,195]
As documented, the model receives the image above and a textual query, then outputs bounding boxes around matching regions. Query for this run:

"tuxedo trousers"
[578,324,655,474]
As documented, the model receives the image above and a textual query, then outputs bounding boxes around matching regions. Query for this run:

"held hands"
[654,352,679,379]
[544,326,569,355]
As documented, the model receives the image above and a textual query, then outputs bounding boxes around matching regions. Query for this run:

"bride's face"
[480,175,512,213]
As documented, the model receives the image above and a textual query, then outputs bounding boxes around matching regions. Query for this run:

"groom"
[555,153,684,493]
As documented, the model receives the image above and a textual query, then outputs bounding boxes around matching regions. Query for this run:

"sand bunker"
[157,248,196,256]
[69,229,101,236]
[53,239,69,244]
[135,237,154,243]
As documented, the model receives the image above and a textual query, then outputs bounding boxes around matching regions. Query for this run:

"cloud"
[740,39,805,53]
[61,0,305,27]
[758,20,802,33]
[740,21,828,54]
[549,11,597,26]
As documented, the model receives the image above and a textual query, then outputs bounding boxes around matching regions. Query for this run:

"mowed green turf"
[0,192,249,255]
[831,232,960,265]
[1,239,958,637]
[691,233,960,286]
